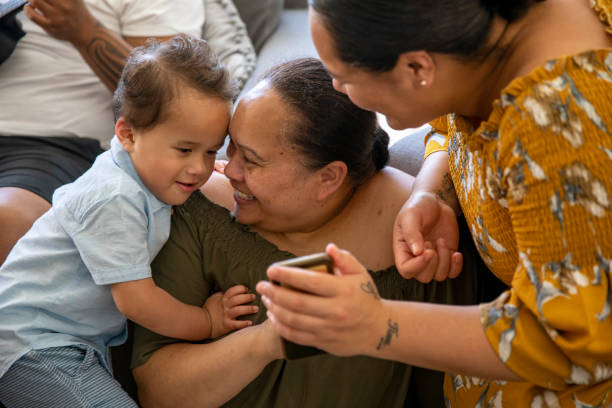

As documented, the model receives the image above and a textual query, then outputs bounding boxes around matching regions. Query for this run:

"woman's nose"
[223,156,242,181]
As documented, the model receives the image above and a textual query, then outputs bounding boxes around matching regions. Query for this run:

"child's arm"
[110,279,257,341]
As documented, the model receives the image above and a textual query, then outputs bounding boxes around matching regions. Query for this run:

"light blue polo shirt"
[0,137,171,378]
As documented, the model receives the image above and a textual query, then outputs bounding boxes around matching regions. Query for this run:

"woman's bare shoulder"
[360,167,415,203]
[200,171,235,211]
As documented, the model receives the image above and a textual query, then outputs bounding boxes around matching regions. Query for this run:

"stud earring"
[419,80,427,87]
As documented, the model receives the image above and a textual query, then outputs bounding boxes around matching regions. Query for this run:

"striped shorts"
[0,346,138,408]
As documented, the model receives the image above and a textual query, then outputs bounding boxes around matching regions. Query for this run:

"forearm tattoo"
[376,318,399,350]
[360,281,380,300]
[84,22,131,91]
[435,172,457,204]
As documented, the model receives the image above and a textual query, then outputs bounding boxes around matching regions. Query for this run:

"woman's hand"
[393,192,462,282]
[256,244,388,357]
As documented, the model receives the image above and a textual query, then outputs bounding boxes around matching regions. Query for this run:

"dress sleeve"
[480,95,612,390]
[119,0,205,38]
[425,116,450,158]
[131,203,212,368]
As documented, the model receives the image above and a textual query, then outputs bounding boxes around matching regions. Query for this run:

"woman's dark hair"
[263,57,389,186]
[310,0,546,72]
[113,34,235,129]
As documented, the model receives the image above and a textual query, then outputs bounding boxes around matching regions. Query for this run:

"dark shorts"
[0,136,104,203]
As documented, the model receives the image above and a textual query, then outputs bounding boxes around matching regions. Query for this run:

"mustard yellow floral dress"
[425,1,612,406]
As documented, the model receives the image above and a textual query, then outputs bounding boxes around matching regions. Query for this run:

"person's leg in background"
[0,187,50,264]
[0,137,103,265]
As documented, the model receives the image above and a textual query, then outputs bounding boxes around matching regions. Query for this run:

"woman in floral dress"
[257,0,612,406]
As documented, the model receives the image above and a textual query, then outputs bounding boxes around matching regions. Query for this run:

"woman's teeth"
[235,189,255,200]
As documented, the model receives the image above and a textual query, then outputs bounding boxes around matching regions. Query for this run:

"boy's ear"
[316,161,348,201]
[115,117,135,152]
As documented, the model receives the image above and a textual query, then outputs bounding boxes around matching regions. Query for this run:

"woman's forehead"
[232,86,292,136]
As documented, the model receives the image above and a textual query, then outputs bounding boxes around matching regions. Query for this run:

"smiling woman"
[129,57,495,408]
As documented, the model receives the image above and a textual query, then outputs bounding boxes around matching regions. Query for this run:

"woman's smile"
[233,187,256,203]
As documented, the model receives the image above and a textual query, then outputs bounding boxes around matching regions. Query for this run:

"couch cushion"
[202,0,256,92]
[388,126,430,177]
[239,9,316,97]
[233,0,284,53]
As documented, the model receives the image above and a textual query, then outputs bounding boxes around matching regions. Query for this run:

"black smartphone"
[270,253,333,359]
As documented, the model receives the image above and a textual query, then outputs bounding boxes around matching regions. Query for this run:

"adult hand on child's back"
[393,192,462,283]
[204,285,258,338]
[24,0,97,45]
[257,244,387,357]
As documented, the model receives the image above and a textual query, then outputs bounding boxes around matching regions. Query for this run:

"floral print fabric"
[425,2,612,406]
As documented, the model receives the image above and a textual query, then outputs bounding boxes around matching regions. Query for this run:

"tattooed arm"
[258,244,521,380]
[24,0,174,92]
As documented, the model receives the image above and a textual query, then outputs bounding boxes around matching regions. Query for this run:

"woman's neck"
[449,0,609,120]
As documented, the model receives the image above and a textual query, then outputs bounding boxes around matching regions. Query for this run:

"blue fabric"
[0,345,138,408]
[0,136,171,379]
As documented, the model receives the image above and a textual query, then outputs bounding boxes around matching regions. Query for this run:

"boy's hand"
[214,160,228,174]
[204,285,258,338]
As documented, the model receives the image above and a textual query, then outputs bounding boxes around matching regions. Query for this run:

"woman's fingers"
[262,296,328,336]
[266,265,338,297]
[325,243,368,276]
[448,252,463,279]
[256,280,333,319]
[266,311,318,349]
[433,238,451,281]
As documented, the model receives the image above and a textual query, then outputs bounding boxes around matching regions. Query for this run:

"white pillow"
[202,0,256,92]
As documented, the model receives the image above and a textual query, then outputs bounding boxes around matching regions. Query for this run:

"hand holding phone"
[270,253,333,359]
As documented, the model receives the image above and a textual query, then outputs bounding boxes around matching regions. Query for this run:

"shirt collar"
[110,136,171,211]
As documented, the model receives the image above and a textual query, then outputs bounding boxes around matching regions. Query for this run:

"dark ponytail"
[263,58,388,186]
[310,0,546,72]
[371,128,390,171]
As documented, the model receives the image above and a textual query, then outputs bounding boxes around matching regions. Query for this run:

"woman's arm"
[393,150,463,282]
[257,244,521,380]
[134,320,282,408]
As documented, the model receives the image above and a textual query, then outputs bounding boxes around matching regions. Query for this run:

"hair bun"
[480,0,544,22]
[371,127,390,171]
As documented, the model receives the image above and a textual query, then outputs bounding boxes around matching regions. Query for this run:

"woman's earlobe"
[398,51,435,89]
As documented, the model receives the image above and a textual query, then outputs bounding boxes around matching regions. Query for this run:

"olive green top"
[131,192,480,408]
